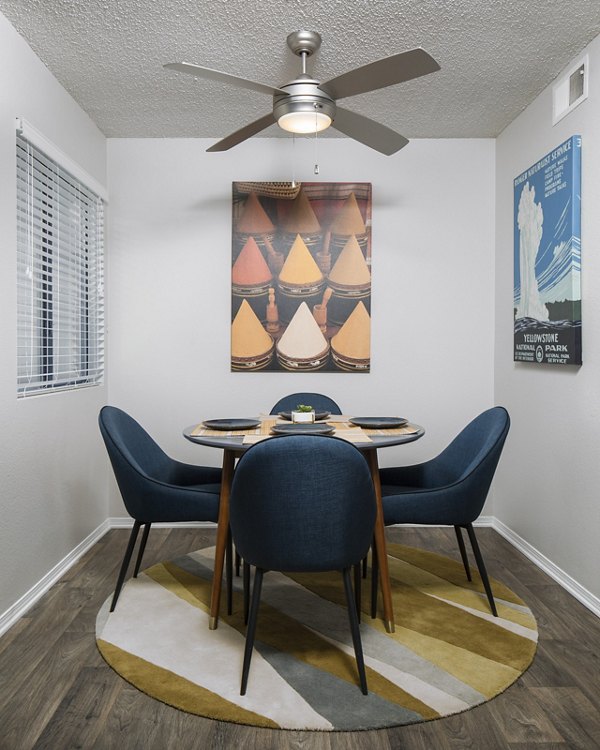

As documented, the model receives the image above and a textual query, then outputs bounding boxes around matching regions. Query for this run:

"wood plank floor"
[1,527,600,749]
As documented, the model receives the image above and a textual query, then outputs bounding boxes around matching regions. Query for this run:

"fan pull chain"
[314,105,320,175]
[291,133,297,188]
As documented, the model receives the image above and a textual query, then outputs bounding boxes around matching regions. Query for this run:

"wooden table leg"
[365,449,395,633]
[209,449,235,630]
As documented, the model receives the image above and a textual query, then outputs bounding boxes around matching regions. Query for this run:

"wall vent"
[553,54,588,125]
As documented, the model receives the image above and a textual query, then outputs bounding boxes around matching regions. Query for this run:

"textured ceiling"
[2,0,600,143]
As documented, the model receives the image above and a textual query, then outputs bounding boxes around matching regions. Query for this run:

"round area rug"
[96,543,537,731]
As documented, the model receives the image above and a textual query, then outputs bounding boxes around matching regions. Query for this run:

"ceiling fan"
[164,30,440,155]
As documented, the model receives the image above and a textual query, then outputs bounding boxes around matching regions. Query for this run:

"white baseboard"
[0,520,111,637]
[2,515,598,637]
[492,517,600,618]
[108,518,217,529]
[389,516,495,528]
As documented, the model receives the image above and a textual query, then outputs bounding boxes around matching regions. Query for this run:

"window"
[16,124,105,397]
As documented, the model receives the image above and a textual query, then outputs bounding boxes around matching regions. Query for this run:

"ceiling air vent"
[553,54,588,125]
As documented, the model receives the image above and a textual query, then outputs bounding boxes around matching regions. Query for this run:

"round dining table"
[184,416,425,633]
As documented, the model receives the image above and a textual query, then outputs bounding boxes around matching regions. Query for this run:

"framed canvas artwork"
[230,182,372,373]
[513,136,582,365]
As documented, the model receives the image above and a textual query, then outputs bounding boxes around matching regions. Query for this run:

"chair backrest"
[269,392,342,415]
[99,405,172,517]
[229,436,376,572]
[432,407,509,481]
[428,407,510,520]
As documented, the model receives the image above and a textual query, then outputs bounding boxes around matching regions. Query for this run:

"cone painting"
[231,182,372,372]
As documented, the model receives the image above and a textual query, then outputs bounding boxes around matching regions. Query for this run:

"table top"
[183,416,425,453]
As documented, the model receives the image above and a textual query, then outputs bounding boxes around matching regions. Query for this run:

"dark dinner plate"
[202,419,260,431]
[278,411,331,421]
[349,417,408,429]
[271,423,335,436]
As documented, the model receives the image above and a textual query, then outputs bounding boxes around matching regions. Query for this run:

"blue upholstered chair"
[270,392,342,414]
[377,407,510,617]
[99,406,221,611]
[229,435,376,695]
[236,395,341,581]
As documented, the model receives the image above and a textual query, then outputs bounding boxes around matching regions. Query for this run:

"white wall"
[495,35,600,598]
[106,136,496,515]
[0,11,108,618]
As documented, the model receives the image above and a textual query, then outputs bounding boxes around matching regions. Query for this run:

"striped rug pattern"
[96,544,537,731]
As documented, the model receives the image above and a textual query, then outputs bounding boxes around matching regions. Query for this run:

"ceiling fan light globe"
[278,111,332,134]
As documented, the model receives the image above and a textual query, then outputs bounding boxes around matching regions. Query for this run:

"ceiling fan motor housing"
[273,79,337,129]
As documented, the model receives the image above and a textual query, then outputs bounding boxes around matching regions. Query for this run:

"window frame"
[16,119,106,398]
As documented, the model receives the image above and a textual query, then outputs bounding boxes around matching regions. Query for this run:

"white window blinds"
[16,130,105,397]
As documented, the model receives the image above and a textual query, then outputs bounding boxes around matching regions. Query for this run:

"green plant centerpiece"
[291,404,315,423]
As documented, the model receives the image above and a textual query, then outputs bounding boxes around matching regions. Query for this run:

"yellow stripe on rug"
[97,640,279,728]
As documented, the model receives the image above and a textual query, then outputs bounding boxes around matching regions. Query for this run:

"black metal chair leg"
[465,524,498,617]
[241,567,264,695]
[353,563,362,622]
[133,522,152,578]
[235,549,241,577]
[226,527,233,616]
[362,554,368,579]
[342,567,368,695]
[370,541,378,619]
[110,520,142,612]
[454,525,472,581]
[243,560,251,624]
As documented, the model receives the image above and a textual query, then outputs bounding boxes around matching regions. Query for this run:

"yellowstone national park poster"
[513,136,582,365]
[230,182,372,373]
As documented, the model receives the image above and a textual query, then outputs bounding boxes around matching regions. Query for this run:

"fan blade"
[319,48,440,100]
[164,62,287,97]
[206,113,276,152]
[330,107,409,155]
